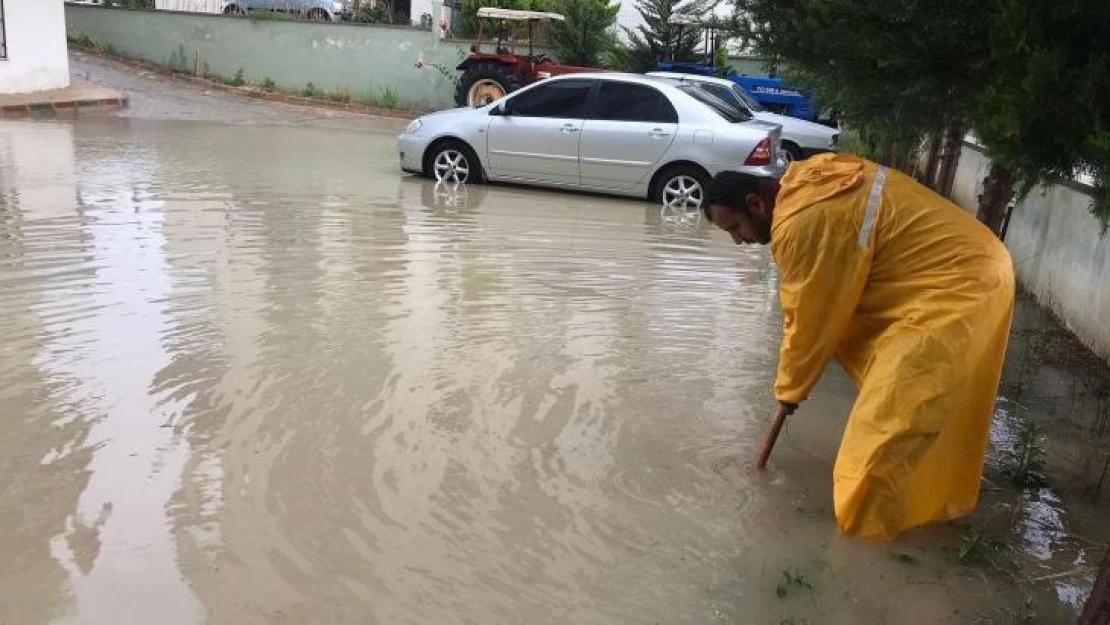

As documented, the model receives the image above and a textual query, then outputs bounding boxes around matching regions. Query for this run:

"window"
[676,84,751,124]
[506,80,594,118]
[731,84,766,112]
[699,83,738,107]
[591,82,678,123]
[0,0,7,60]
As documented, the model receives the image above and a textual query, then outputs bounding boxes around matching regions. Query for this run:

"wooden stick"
[756,404,792,470]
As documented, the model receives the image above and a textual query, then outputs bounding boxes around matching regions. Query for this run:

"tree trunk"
[1081,549,1110,625]
[923,132,943,189]
[936,122,964,198]
[976,163,1015,239]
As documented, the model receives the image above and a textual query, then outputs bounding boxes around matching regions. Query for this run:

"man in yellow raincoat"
[705,153,1015,540]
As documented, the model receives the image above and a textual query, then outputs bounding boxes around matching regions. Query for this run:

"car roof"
[646,72,738,88]
[545,72,687,88]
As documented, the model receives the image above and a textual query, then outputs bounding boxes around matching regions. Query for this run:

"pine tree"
[734,0,1110,234]
[547,0,620,67]
[622,0,714,72]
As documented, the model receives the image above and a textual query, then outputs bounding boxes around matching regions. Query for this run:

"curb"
[1,96,129,119]
[72,47,425,120]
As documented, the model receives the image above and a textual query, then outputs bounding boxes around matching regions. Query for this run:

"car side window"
[506,80,594,118]
[591,83,678,123]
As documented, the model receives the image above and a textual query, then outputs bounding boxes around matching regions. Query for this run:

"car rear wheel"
[654,165,710,212]
[223,3,244,15]
[426,141,484,185]
[307,8,330,20]
[455,62,522,108]
[781,141,803,164]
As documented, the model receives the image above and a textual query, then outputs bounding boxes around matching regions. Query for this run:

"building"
[0,0,70,94]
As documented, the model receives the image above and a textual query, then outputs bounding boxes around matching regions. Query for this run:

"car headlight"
[829,133,840,149]
[404,119,424,135]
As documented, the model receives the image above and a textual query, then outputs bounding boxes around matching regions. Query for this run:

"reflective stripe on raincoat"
[771,154,1015,541]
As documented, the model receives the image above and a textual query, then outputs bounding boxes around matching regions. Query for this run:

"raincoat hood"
[772,154,866,232]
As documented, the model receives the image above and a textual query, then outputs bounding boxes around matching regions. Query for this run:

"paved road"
[70,51,405,133]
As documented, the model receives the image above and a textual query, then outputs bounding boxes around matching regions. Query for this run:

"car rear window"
[676,84,751,123]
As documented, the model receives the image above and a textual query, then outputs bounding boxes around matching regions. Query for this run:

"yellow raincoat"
[772,154,1014,541]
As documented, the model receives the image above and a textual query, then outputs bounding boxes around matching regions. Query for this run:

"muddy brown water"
[0,118,1101,624]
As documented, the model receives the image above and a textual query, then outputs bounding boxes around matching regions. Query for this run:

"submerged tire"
[424,140,485,185]
[652,164,711,212]
[454,62,522,108]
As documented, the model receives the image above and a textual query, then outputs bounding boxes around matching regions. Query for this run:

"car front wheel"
[425,141,484,185]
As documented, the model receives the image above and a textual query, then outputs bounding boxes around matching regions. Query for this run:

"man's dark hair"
[704,171,769,219]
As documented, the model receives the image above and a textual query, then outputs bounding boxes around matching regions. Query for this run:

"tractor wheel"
[454,62,522,108]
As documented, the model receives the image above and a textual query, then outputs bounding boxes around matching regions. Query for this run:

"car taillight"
[744,138,774,166]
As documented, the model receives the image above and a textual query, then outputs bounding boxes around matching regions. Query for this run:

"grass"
[261,77,276,92]
[356,87,402,109]
[324,88,352,104]
[246,8,300,21]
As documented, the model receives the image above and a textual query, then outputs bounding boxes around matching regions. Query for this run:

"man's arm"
[772,208,872,405]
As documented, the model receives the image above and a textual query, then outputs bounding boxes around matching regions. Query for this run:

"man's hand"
[778,401,799,417]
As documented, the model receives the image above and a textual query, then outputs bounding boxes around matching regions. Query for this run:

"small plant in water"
[230,68,246,87]
[261,77,276,92]
[1000,421,1047,487]
[304,82,320,98]
[957,525,1004,563]
[774,567,813,598]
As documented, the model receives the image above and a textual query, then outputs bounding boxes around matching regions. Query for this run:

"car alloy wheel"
[661,175,704,211]
[432,149,471,185]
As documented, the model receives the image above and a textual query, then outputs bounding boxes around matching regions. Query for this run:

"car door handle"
[561,124,580,133]
[649,128,672,138]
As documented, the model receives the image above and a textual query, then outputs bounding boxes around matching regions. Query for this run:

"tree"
[546,0,620,66]
[733,0,1110,235]
[623,0,715,72]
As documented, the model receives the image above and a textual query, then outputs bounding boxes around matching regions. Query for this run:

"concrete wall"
[727,56,777,78]
[0,0,71,93]
[65,5,472,109]
[952,144,1110,361]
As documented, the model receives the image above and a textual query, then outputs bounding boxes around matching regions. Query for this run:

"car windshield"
[731,84,766,112]
[675,84,751,123]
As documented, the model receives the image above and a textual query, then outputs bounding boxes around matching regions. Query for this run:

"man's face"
[708,195,773,245]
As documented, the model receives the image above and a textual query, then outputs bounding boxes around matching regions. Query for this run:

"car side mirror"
[489,104,509,117]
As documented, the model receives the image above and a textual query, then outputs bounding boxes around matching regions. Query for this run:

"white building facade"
[0,0,70,94]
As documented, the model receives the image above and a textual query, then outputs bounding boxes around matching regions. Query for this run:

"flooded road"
[0,114,1099,624]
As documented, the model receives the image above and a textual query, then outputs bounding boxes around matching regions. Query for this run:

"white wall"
[0,0,70,94]
[951,144,1110,362]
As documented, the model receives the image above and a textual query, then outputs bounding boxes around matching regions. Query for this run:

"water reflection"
[2,118,1096,624]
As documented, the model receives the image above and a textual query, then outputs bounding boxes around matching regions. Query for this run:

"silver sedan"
[398,74,784,211]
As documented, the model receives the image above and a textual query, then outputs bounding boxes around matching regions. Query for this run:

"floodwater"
[0,117,1100,624]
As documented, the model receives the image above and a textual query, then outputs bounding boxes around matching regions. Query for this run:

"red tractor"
[454,7,603,108]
